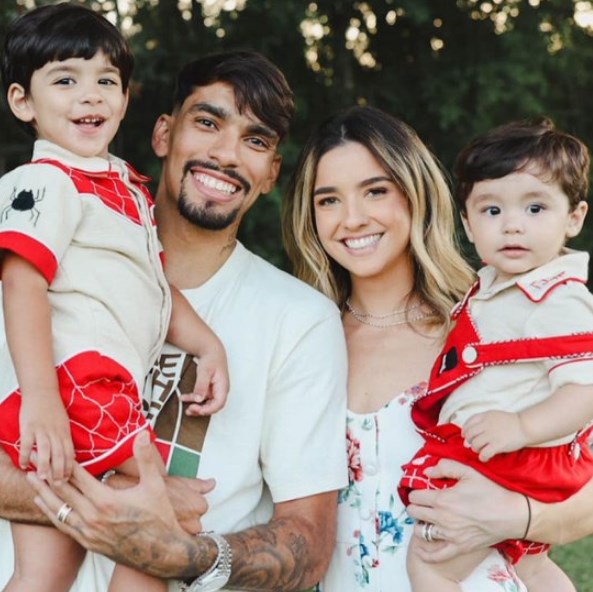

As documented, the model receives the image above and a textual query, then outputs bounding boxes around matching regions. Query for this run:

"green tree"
[2,0,593,267]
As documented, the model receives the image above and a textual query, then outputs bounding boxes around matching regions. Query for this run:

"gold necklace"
[345,299,434,328]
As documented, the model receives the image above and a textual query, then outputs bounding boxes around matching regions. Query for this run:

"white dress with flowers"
[317,382,527,592]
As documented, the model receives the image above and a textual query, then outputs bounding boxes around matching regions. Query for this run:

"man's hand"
[406,459,528,562]
[462,410,528,462]
[27,431,210,578]
[28,429,340,588]
[101,466,214,535]
[164,474,214,534]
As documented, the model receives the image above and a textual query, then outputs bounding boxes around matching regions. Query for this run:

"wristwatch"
[179,532,232,592]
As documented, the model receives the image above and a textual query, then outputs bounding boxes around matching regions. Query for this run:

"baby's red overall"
[399,284,593,562]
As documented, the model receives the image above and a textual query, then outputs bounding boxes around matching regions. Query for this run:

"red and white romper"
[399,256,593,563]
[0,141,171,476]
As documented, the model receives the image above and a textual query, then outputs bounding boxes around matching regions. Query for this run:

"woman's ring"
[421,521,436,543]
[56,502,73,524]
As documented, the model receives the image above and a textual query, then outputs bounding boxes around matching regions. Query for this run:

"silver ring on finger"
[56,502,73,524]
[421,521,435,543]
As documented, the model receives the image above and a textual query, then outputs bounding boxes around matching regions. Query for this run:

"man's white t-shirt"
[0,242,349,591]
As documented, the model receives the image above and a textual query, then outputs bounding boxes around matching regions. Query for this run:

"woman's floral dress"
[317,382,527,592]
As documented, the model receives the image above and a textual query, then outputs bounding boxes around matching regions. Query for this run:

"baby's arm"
[463,383,593,461]
[2,252,73,480]
[167,285,229,415]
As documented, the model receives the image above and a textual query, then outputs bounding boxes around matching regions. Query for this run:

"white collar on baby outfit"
[476,248,589,302]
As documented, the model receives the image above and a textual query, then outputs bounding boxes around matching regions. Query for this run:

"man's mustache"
[182,160,251,194]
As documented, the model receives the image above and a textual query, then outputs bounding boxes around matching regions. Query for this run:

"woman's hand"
[406,459,528,562]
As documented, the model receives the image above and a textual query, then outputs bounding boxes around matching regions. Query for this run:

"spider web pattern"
[0,351,150,476]
[34,158,155,226]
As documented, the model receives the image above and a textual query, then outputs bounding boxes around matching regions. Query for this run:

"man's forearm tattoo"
[226,518,312,591]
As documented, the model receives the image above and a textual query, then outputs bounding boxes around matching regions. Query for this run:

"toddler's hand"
[180,348,229,416]
[462,410,527,462]
[19,392,74,482]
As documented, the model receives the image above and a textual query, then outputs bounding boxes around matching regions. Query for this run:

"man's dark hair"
[173,51,295,142]
[1,3,134,97]
[455,117,590,212]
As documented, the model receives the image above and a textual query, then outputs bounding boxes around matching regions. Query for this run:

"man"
[0,51,348,592]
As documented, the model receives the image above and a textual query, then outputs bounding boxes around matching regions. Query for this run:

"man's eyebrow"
[188,102,229,119]
[187,102,278,140]
[245,122,278,141]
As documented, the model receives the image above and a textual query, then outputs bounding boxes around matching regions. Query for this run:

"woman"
[282,105,528,591]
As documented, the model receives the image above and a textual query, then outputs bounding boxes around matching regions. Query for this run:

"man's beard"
[177,187,240,231]
[177,160,248,230]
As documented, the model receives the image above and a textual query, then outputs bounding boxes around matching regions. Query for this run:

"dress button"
[462,346,478,364]
[365,462,378,476]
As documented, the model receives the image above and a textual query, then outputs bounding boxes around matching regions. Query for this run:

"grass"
[552,535,593,591]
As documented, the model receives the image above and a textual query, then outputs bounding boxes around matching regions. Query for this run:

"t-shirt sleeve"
[260,306,349,502]
[0,163,83,283]
[526,283,593,390]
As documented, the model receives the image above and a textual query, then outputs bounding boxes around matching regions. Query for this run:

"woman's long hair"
[282,105,474,330]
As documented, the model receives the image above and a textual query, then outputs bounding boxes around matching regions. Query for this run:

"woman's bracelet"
[522,494,532,540]
[100,469,117,485]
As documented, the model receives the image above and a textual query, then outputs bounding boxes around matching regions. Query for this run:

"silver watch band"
[179,532,232,592]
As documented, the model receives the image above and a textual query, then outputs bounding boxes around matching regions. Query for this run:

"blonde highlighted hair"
[282,105,474,329]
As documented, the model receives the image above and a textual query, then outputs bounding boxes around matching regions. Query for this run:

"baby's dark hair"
[1,3,134,97]
[455,117,590,212]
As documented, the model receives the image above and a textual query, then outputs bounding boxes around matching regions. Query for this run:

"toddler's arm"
[2,252,73,480]
[167,285,229,415]
[463,383,593,461]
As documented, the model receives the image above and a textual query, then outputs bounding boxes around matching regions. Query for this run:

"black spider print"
[1,186,46,225]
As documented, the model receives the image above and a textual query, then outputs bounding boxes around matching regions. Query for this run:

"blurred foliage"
[2,0,593,274]
[552,535,593,591]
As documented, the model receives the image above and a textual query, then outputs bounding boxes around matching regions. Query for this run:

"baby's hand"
[19,392,74,482]
[180,348,229,416]
[462,410,527,462]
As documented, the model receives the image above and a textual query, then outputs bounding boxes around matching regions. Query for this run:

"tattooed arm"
[28,431,337,590]
[0,447,48,524]
[225,492,337,590]
[176,492,337,590]
[0,444,210,535]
